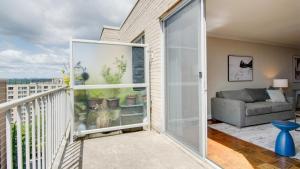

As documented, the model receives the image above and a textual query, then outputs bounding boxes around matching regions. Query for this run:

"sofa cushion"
[245,88,269,101]
[218,89,254,103]
[246,102,272,116]
[270,102,293,112]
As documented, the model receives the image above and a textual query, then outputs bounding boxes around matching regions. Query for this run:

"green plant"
[87,90,104,99]
[102,55,127,98]
[86,111,98,125]
[96,99,120,128]
[75,102,88,118]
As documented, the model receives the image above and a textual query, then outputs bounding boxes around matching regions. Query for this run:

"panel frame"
[70,39,150,136]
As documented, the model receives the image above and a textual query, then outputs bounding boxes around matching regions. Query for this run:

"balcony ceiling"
[206,0,300,49]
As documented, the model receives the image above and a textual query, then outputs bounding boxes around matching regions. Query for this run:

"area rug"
[209,120,300,160]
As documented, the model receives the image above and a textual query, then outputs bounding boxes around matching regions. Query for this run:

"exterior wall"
[101,0,181,132]
[0,80,6,169]
[100,28,120,41]
[207,37,300,117]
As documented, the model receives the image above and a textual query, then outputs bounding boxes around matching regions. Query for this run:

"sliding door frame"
[160,0,208,160]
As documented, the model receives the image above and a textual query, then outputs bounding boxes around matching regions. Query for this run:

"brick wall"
[0,80,6,169]
[101,0,181,132]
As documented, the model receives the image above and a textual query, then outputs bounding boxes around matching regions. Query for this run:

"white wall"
[207,37,300,118]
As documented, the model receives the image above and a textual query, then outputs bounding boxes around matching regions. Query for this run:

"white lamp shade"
[273,79,288,88]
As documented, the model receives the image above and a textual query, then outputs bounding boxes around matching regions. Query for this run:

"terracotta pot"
[107,98,120,109]
[87,98,103,110]
[126,96,137,105]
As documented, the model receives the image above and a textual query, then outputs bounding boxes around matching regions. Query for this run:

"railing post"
[36,98,41,169]
[5,111,12,169]
[41,97,46,169]
[25,103,30,169]
[32,100,37,169]
[16,105,23,169]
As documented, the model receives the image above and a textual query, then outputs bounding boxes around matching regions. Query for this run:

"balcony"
[0,40,212,169]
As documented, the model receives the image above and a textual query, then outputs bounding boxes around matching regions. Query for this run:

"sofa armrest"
[211,98,246,127]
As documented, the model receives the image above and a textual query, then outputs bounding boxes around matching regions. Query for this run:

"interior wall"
[207,37,300,118]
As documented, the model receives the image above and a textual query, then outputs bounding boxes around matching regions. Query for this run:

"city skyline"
[0,0,136,79]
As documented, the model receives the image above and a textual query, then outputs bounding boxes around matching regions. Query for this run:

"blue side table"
[272,120,300,157]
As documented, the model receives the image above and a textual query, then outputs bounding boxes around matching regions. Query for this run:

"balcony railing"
[0,87,71,169]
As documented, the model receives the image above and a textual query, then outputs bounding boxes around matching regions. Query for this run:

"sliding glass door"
[165,0,204,155]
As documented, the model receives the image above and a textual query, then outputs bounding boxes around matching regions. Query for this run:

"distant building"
[0,80,7,169]
[7,78,63,123]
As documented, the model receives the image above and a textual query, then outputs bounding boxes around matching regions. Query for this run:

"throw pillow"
[266,90,286,102]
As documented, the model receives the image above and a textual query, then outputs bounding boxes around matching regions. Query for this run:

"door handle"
[199,72,202,79]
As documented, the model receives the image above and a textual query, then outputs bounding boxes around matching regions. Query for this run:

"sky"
[0,0,136,79]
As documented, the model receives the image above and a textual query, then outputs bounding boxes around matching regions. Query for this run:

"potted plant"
[102,55,127,109]
[126,92,137,105]
[74,62,90,85]
[96,99,120,128]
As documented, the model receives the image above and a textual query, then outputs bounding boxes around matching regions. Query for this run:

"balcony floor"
[61,131,210,169]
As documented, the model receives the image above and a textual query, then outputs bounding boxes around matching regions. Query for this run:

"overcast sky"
[0,0,136,79]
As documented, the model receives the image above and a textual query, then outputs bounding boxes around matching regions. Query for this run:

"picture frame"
[228,55,253,82]
[293,56,300,82]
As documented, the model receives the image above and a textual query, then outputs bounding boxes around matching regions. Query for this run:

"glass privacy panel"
[74,88,147,132]
[72,42,145,85]
[165,0,201,154]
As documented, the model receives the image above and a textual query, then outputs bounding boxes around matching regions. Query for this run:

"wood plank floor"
[207,120,300,169]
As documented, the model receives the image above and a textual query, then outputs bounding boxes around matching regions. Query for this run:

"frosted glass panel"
[72,42,145,85]
[165,0,201,154]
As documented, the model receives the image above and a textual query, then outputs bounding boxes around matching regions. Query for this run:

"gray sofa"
[211,88,295,127]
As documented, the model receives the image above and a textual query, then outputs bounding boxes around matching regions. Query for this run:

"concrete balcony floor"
[60,131,210,169]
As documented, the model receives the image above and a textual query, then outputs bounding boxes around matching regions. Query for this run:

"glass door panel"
[165,0,202,154]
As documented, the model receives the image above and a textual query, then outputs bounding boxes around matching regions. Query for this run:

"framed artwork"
[293,56,300,82]
[228,55,253,82]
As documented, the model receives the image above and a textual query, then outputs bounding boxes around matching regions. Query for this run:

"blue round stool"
[272,120,300,157]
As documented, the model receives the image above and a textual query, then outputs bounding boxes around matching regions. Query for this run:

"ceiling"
[206,0,300,49]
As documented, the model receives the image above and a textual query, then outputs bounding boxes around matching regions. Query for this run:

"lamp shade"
[273,79,288,88]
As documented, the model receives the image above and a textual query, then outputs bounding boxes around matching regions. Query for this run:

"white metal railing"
[1,87,71,169]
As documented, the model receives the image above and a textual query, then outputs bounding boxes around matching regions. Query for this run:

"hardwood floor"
[207,120,300,169]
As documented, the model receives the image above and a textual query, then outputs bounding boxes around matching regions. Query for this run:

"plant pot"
[107,98,120,109]
[87,98,103,110]
[126,96,137,105]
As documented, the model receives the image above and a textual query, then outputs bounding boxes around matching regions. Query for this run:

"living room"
[206,0,300,168]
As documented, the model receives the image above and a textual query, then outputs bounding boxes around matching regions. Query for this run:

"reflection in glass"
[72,42,145,85]
[74,88,147,132]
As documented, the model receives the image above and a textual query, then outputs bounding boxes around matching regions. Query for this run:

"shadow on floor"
[59,140,83,169]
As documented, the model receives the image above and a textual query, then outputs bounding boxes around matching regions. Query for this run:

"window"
[44,86,48,89]
[30,86,35,89]
[8,96,13,99]
[8,87,13,90]
[132,33,145,85]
